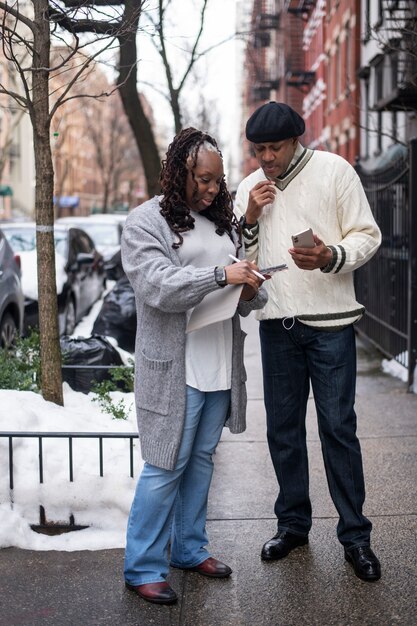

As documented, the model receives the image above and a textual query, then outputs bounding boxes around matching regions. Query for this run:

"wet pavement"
[1,313,416,625]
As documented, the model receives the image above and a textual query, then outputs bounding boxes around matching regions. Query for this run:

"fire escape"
[371,0,417,111]
[251,12,281,102]
[284,0,316,92]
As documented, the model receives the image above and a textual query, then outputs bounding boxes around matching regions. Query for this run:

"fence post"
[408,138,417,391]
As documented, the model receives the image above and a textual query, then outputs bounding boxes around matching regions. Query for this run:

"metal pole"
[407,138,417,391]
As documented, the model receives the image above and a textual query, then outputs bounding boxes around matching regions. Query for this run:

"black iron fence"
[355,138,417,389]
[1,431,139,531]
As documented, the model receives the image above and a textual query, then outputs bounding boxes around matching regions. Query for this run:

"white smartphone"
[291,228,315,248]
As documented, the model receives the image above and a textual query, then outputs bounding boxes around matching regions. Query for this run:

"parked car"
[0,228,24,348]
[1,222,106,335]
[56,214,126,280]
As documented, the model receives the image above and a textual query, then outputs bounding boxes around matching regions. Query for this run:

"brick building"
[240,0,362,173]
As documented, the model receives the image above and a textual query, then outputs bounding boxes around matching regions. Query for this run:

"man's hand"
[245,180,276,224]
[288,234,332,271]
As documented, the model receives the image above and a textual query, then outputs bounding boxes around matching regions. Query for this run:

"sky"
[136,0,243,186]
[0,285,414,552]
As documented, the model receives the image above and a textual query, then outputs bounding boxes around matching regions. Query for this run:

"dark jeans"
[259,319,372,549]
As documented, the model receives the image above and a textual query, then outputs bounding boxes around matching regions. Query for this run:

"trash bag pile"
[60,334,124,393]
[92,276,136,353]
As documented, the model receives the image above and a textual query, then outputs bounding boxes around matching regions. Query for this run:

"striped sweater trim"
[244,237,258,249]
[243,227,259,241]
[321,245,338,273]
[274,148,314,191]
[297,307,365,322]
[335,245,346,273]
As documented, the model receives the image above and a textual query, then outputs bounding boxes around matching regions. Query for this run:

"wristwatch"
[214,265,227,287]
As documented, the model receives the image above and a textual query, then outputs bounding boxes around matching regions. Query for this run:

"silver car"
[56,214,126,280]
[0,227,24,348]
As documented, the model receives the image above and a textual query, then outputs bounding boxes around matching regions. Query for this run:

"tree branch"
[0,1,35,33]
[49,6,122,36]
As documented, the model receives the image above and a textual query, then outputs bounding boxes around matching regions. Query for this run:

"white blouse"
[178,211,237,391]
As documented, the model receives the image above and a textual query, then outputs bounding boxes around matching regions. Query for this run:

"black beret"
[246,101,305,143]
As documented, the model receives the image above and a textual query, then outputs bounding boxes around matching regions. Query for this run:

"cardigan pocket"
[137,351,173,416]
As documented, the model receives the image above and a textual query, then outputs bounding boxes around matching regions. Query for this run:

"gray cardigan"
[121,196,268,470]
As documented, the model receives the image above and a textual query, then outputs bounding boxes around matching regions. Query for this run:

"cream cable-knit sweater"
[234,148,382,329]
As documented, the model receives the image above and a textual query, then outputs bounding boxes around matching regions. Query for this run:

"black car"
[0,228,24,347]
[1,222,106,335]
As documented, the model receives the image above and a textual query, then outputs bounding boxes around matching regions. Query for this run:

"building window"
[327,55,332,110]
[336,39,342,100]
[364,80,370,159]
[375,0,383,27]
[392,111,397,141]
[345,26,351,94]
[375,111,382,155]
[364,0,371,41]
[374,56,384,106]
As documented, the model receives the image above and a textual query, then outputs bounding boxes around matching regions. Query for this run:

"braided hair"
[159,127,241,249]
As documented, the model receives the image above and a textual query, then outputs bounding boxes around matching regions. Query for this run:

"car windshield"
[75,223,119,246]
[3,227,68,256]
[3,228,37,251]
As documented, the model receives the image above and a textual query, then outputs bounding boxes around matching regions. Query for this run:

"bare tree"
[49,0,162,197]
[143,0,209,134]
[0,0,127,404]
[82,90,142,211]
[52,0,234,194]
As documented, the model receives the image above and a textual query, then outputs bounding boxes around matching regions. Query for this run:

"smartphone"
[291,228,315,248]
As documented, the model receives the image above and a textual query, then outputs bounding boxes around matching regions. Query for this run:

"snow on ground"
[381,351,417,393]
[0,287,141,551]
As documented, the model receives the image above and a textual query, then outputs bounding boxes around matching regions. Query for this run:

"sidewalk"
[1,313,416,625]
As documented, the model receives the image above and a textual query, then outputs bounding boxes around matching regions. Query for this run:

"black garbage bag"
[61,334,123,393]
[92,276,136,353]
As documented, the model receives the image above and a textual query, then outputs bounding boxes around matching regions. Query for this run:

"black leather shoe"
[344,546,381,582]
[125,581,178,605]
[261,530,308,561]
[172,557,232,578]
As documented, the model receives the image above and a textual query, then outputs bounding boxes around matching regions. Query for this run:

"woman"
[121,127,267,605]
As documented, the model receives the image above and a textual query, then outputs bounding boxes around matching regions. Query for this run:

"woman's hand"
[225,260,264,291]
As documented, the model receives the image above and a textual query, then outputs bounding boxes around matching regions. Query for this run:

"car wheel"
[0,312,17,349]
[63,298,76,335]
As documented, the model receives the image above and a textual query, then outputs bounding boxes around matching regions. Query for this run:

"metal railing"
[1,431,139,531]
[61,364,133,393]
[355,139,417,389]
[1,431,139,490]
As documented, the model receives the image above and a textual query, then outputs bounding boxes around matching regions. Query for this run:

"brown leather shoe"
[185,557,232,578]
[125,581,178,605]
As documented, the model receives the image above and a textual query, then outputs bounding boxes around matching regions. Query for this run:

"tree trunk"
[32,0,63,405]
[171,89,182,135]
[118,0,161,198]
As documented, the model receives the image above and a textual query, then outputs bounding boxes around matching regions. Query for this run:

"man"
[234,101,382,582]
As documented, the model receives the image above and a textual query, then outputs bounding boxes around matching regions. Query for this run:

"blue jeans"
[259,319,372,549]
[124,386,231,585]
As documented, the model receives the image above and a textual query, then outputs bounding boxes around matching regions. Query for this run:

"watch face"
[215,266,227,285]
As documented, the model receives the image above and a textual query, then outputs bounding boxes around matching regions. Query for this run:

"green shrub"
[91,362,134,420]
[0,330,41,392]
